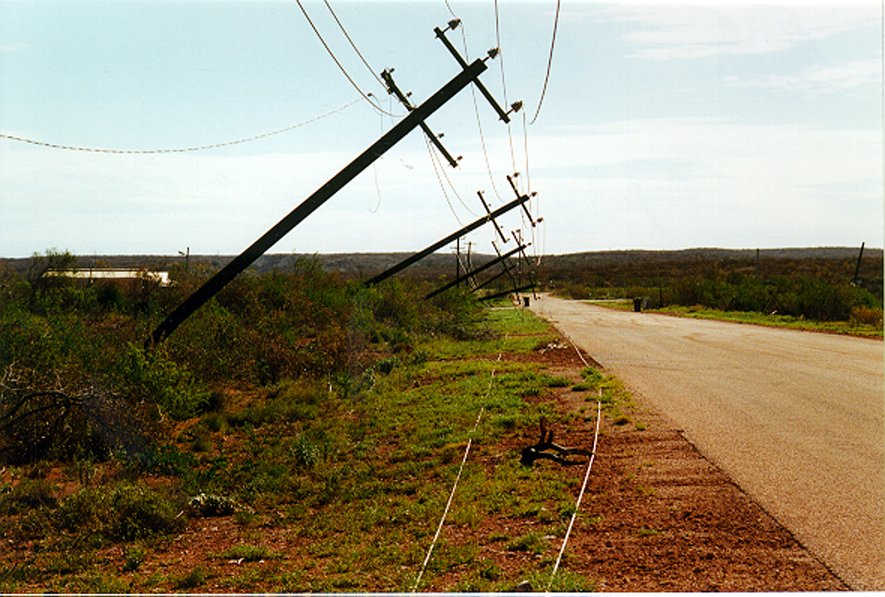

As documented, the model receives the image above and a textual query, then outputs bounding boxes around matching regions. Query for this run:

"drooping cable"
[0,99,360,154]
[426,137,465,227]
[294,0,396,117]
[323,0,387,90]
[529,0,562,125]
[521,110,540,263]
[455,22,503,202]
[370,108,385,213]
[493,0,519,177]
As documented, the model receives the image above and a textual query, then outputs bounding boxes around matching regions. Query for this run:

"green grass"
[0,306,600,592]
[588,300,883,338]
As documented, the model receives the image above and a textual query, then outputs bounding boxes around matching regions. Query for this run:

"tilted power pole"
[149,58,489,346]
[364,192,531,287]
[425,243,526,299]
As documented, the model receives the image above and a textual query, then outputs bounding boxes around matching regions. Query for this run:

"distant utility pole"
[425,243,526,300]
[178,246,190,272]
[364,191,532,287]
[149,58,489,346]
[853,241,865,286]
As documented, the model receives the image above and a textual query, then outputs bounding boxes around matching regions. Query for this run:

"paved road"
[531,295,884,590]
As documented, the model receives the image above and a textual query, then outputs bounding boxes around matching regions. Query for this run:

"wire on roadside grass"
[413,353,503,592]
[548,397,601,591]
[543,320,602,590]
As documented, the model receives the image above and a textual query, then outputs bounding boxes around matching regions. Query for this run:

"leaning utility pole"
[425,243,526,300]
[853,241,865,286]
[149,57,490,346]
[364,192,532,287]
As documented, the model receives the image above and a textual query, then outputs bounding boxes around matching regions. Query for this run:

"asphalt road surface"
[531,295,884,590]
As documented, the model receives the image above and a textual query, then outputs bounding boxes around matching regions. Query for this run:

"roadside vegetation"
[545,251,883,336]
[0,250,626,591]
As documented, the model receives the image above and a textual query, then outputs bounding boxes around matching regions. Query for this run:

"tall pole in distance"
[149,58,488,346]
[853,241,865,286]
[364,193,532,287]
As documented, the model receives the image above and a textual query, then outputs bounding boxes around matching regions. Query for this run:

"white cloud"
[519,118,882,250]
[592,4,879,60]
[723,60,881,94]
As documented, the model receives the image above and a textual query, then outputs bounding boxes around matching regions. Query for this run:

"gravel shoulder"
[519,343,846,591]
[531,294,883,590]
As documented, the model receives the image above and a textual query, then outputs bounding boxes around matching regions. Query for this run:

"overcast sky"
[1,0,882,258]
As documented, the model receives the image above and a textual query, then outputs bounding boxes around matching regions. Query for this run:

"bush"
[58,483,184,542]
[851,305,883,327]
[110,483,184,541]
[112,344,210,420]
[0,365,154,465]
[668,274,881,322]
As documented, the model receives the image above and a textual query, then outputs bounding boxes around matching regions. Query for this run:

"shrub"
[113,344,210,420]
[0,365,154,465]
[0,478,57,515]
[851,305,883,327]
[108,483,184,541]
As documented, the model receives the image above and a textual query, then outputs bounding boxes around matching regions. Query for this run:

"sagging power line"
[295,0,397,117]
[530,0,563,124]
[150,16,525,344]
[150,56,493,345]
[0,99,360,154]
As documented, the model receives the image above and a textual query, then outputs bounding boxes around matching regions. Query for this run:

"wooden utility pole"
[364,193,532,287]
[150,58,489,346]
[853,241,865,286]
[425,243,526,299]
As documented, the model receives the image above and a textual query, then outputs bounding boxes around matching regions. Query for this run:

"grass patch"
[0,305,602,591]
[592,301,883,338]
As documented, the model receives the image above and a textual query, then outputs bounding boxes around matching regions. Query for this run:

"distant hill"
[3,247,881,295]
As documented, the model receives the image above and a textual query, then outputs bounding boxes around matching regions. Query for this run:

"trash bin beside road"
[633,297,645,312]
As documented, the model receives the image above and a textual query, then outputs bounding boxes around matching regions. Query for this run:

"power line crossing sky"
[1,0,881,257]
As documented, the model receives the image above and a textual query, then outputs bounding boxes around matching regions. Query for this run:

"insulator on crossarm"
[487,47,500,60]
[447,18,461,31]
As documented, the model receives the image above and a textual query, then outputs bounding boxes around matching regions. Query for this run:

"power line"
[426,137,465,226]
[323,0,387,91]
[521,110,540,262]
[426,133,479,218]
[294,0,396,117]
[453,21,504,202]
[529,0,562,125]
[0,99,360,154]
[549,397,601,590]
[493,0,519,177]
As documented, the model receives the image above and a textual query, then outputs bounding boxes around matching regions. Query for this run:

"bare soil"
[1,337,848,592]
[497,342,847,591]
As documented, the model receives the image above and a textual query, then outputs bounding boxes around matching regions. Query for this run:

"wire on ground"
[412,353,503,592]
[542,316,602,590]
[548,396,601,591]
